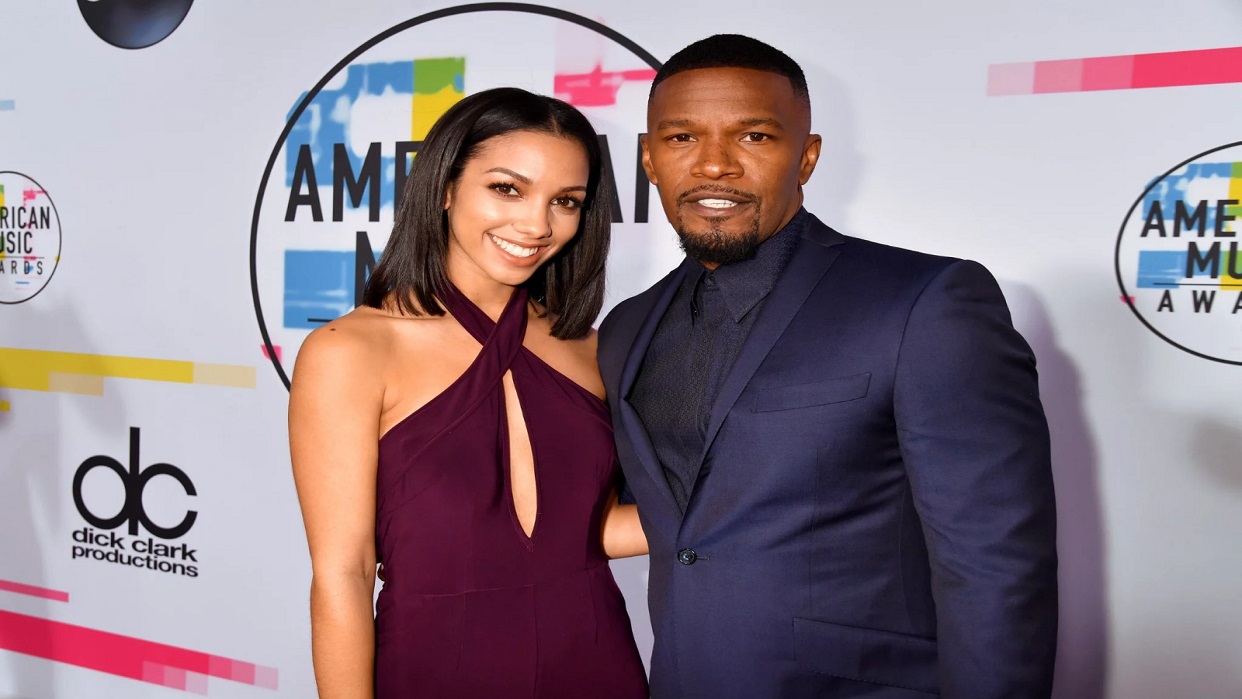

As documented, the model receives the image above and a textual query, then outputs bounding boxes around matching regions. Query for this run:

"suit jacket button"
[677,548,697,565]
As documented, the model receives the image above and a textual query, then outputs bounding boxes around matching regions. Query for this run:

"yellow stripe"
[0,400,10,412]
[193,363,256,388]
[0,348,253,393]
[47,373,105,395]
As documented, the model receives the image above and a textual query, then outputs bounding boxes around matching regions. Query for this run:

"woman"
[289,87,649,698]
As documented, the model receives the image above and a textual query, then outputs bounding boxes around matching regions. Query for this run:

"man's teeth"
[489,234,539,258]
[697,199,738,209]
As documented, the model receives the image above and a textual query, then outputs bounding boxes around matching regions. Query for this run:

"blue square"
[1136,251,1186,289]
[283,250,354,329]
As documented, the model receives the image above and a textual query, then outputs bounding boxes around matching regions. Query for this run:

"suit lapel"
[697,218,845,465]
[617,265,687,516]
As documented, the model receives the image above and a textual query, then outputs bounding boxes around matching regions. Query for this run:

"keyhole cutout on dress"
[502,370,539,540]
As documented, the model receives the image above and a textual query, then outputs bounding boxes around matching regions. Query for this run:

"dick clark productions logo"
[72,428,200,577]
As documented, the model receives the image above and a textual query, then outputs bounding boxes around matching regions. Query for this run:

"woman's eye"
[554,197,583,210]
[489,183,520,197]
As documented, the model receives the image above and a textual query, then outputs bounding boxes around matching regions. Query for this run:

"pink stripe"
[986,62,1036,96]
[554,65,657,107]
[1133,46,1242,88]
[0,610,279,692]
[988,45,1242,95]
[1032,58,1084,94]
[0,579,70,603]
[1080,55,1134,91]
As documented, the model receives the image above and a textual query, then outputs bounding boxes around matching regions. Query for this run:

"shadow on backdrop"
[801,65,865,234]
[1193,417,1242,492]
[0,299,128,698]
[1004,282,1109,699]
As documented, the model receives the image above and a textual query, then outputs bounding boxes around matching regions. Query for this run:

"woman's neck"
[446,269,517,321]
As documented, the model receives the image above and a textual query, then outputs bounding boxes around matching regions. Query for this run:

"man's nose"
[690,138,743,179]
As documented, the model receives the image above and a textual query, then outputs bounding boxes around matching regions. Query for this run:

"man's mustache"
[676,185,758,204]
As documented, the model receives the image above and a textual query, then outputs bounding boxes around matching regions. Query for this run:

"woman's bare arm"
[290,325,384,698]
[601,488,648,559]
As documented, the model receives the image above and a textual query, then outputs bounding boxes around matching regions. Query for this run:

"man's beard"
[674,201,764,266]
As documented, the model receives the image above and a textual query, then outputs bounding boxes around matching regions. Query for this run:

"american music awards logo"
[0,171,61,304]
[249,4,661,388]
[1116,141,1242,365]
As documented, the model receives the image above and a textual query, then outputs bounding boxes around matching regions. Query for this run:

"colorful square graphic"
[1136,251,1186,289]
[1141,162,1240,234]
[283,251,355,329]
[285,57,465,212]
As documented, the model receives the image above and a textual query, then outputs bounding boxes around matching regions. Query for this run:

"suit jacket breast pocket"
[751,372,871,413]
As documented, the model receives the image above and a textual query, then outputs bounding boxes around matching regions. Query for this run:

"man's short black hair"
[650,34,809,105]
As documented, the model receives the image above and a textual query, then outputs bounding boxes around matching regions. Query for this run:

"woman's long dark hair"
[362,87,612,340]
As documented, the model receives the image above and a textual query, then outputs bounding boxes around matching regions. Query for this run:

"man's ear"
[640,134,658,185]
[798,134,823,185]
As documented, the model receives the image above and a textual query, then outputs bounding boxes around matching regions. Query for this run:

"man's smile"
[680,188,757,218]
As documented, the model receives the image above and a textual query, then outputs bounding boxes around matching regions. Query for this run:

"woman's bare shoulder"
[296,304,457,391]
[296,311,381,371]
[294,307,414,383]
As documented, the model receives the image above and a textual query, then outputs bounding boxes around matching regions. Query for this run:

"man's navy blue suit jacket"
[598,212,1058,698]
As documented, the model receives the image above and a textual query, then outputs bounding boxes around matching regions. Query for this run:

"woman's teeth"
[489,234,539,258]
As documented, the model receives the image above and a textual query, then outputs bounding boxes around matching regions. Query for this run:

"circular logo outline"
[1114,140,1242,366]
[249,2,662,389]
[0,171,62,305]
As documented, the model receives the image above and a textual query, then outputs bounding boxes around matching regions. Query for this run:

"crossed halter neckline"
[378,283,606,447]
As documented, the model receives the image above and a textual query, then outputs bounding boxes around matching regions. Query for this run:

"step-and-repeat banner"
[2,1,1240,697]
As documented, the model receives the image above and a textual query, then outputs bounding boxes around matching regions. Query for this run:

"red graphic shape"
[0,610,279,693]
[1132,46,1242,89]
[0,579,69,603]
[22,189,46,206]
[554,65,657,107]
[261,345,282,363]
[989,45,1242,95]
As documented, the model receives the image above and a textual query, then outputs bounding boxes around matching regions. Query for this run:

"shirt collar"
[679,208,808,323]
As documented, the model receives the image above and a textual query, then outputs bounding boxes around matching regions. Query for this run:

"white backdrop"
[2,1,1241,697]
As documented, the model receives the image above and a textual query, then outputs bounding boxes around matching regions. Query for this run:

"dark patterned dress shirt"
[630,210,807,512]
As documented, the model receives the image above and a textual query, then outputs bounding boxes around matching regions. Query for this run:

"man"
[598,34,1058,698]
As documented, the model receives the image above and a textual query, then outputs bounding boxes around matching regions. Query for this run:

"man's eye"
[668,134,694,143]
[743,133,771,142]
